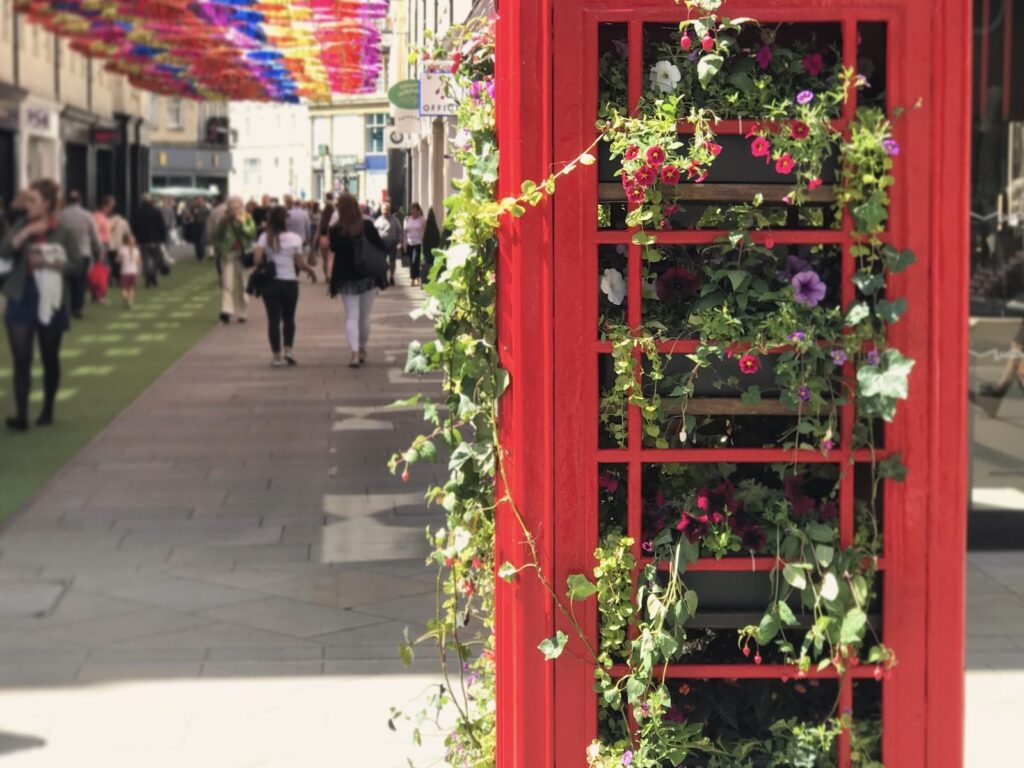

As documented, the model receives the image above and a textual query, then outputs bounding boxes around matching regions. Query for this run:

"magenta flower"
[803,52,825,77]
[797,385,812,402]
[656,266,700,303]
[775,153,796,175]
[882,138,900,156]
[796,90,814,105]
[831,349,848,366]
[756,46,773,69]
[866,349,882,365]
[635,165,657,187]
[792,269,827,307]
[788,330,807,342]
[622,749,634,766]
[646,146,667,167]
[750,136,771,160]
[624,144,640,161]
[598,471,620,493]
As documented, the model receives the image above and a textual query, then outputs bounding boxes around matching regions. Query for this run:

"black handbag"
[353,235,389,282]
[246,259,276,297]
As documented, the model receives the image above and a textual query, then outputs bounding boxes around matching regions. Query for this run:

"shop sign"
[388,80,420,111]
[419,71,459,117]
[91,127,119,145]
[26,107,51,131]
[393,107,420,136]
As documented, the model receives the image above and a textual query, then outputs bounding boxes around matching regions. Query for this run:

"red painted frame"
[495,1,970,766]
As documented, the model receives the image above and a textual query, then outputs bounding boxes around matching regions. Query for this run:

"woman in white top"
[402,203,426,286]
[253,206,317,367]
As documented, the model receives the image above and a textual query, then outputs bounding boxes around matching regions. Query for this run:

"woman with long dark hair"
[325,192,388,368]
[253,205,318,367]
[0,179,82,431]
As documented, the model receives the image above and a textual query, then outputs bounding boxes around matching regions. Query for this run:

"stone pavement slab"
[0,275,447,764]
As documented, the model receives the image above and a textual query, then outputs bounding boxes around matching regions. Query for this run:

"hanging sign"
[419,69,459,117]
[388,80,420,110]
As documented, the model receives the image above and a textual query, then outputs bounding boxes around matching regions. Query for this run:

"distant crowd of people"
[0,180,431,431]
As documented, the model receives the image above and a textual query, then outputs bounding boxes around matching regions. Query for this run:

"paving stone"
[200,597,384,639]
[0,581,65,618]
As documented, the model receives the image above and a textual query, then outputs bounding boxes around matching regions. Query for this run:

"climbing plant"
[391,2,915,766]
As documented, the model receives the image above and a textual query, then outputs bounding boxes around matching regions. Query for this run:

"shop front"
[61,106,120,208]
[17,95,61,192]
[0,83,22,207]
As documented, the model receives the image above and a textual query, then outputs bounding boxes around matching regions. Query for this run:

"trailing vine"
[391,2,914,767]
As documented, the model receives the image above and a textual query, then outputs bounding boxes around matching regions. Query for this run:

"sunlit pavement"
[0,270,448,766]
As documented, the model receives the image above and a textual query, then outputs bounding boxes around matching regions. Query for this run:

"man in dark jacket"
[131,194,167,287]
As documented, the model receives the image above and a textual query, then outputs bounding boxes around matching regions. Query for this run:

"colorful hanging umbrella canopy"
[13,0,388,101]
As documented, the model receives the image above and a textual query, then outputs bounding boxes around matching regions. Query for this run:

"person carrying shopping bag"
[252,206,318,367]
[214,196,256,324]
[326,192,388,368]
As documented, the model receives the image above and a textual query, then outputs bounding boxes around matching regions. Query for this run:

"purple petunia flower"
[798,385,812,402]
[831,349,848,366]
[823,439,837,452]
[866,349,882,365]
[882,138,900,156]
[797,90,814,105]
[622,750,634,766]
[788,330,807,342]
[792,269,827,307]
[777,254,811,282]
[641,540,654,554]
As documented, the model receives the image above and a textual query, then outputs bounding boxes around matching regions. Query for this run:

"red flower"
[750,136,771,160]
[656,266,700,303]
[635,165,657,187]
[789,121,810,140]
[646,146,667,167]
[680,35,693,52]
[755,45,773,70]
[738,354,761,375]
[450,52,463,73]
[803,52,825,77]
[764,235,776,249]
[660,165,681,185]
[807,177,823,190]
[625,185,646,205]
[624,144,640,161]
[662,203,679,217]
[620,173,634,190]
[775,153,796,175]
[707,142,723,157]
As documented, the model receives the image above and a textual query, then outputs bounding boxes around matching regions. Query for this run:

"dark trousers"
[6,322,64,421]
[69,255,91,315]
[408,244,422,280]
[262,280,299,354]
[140,244,161,287]
[194,231,207,262]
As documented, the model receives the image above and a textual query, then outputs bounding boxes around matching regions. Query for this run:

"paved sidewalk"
[0,274,448,766]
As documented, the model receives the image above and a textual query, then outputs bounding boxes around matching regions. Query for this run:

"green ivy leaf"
[852,273,884,296]
[538,631,568,660]
[845,301,871,326]
[883,246,917,273]
[878,453,908,481]
[567,573,598,601]
[877,298,908,324]
[783,564,808,590]
[740,385,762,406]
[697,54,725,88]
[839,608,868,644]
[497,562,518,583]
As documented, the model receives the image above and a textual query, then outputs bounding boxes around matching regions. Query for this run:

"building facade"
[0,0,150,214]
[149,96,231,199]
[228,102,311,202]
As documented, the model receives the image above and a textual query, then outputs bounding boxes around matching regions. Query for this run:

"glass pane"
[598,244,628,338]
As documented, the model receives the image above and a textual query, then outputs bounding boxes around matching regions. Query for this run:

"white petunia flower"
[600,268,627,306]
[452,527,472,552]
[650,60,682,94]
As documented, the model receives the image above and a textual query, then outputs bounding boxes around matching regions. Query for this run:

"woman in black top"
[325,192,387,368]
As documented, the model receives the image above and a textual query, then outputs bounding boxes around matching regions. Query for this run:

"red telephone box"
[495,1,970,767]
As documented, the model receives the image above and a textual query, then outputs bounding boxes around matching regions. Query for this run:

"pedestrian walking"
[0,178,82,432]
[316,193,336,278]
[189,197,211,262]
[215,196,256,324]
[403,203,426,286]
[94,196,116,266]
[131,194,168,287]
[285,194,312,257]
[108,205,132,284]
[58,190,102,317]
[374,201,402,287]
[327,192,388,368]
[116,232,141,309]
[253,205,318,367]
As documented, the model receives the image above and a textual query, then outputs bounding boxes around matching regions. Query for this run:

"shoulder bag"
[353,234,389,282]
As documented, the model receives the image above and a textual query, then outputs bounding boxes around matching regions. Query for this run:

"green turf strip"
[0,258,220,522]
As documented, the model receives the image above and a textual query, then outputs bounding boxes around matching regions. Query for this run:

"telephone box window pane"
[599,354,628,449]
[640,462,841,559]
[598,244,629,338]
[642,22,844,119]
[857,23,889,110]
[599,464,628,536]
[641,244,844,339]
[641,354,844,450]
[599,23,629,114]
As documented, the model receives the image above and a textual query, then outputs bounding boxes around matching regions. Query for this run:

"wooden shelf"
[598,182,836,204]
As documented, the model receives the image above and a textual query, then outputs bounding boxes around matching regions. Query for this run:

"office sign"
[419,71,458,117]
